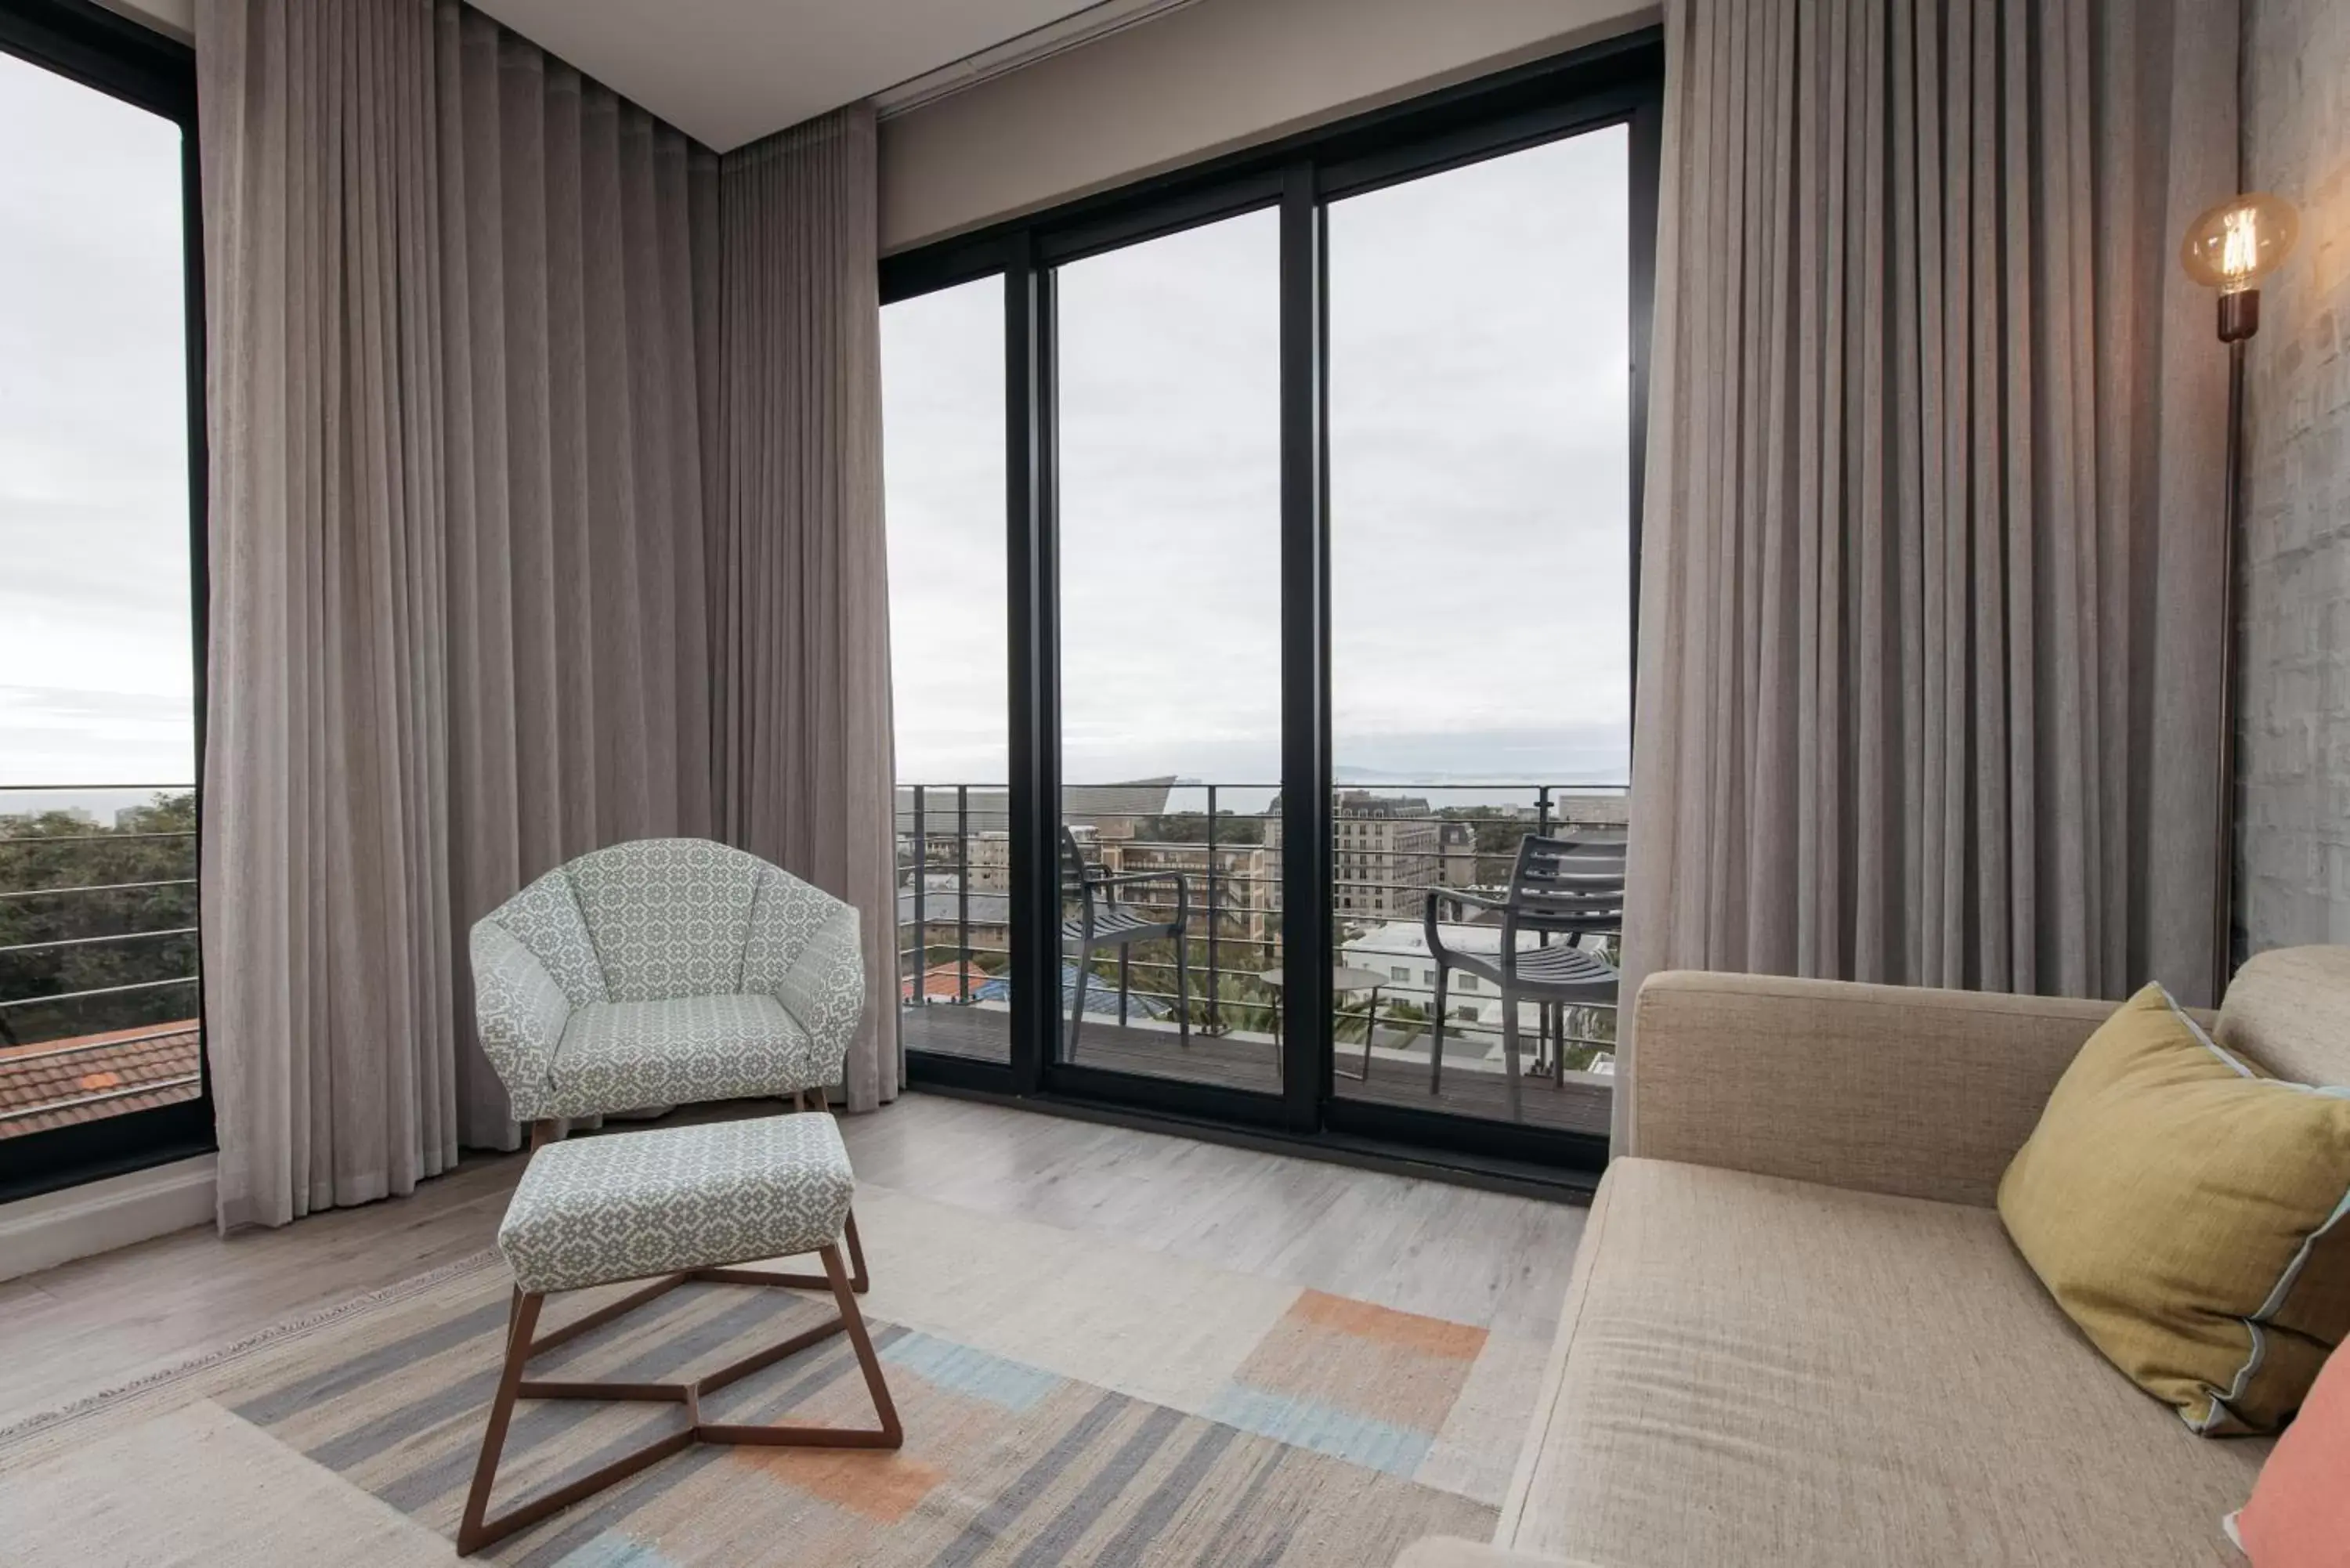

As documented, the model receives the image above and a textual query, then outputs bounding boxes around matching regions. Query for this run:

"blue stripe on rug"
[1204,1383,1434,1479]
[882,1331,1060,1414]
[552,1532,681,1568]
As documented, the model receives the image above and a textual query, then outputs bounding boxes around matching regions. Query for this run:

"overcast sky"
[5,51,1626,807]
[0,51,193,792]
[882,127,1631,800]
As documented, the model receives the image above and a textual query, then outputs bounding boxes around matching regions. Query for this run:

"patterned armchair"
[469,838,865,1129]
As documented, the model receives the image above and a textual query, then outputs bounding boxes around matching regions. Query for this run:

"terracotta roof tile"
[0,1021,201,1139]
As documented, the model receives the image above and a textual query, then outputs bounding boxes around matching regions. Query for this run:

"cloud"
[881,127,1634,793]
[0,52,197,789]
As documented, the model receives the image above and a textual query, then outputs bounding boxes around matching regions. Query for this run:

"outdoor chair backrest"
[1059,826,1093,905]
[1509,833,1626,937]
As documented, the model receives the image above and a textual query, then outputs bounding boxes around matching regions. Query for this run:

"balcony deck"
[898,1003,1612,1137]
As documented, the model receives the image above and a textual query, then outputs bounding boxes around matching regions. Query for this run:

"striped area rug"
[0,1185,1538,1566]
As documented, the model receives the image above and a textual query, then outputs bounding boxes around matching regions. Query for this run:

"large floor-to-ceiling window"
[1054,208,1284,1094]
[883,276,1014,1065]
[1326,128,1632,1138]
[0,2,208,1198]
[878,34,1658,1180]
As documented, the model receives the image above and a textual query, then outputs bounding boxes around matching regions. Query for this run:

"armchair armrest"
[470,922,571,1121]
[1625,970,2137,1207]
[775,901,864,1087]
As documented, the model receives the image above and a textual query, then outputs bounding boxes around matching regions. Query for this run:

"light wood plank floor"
[0,1093,1588,1426]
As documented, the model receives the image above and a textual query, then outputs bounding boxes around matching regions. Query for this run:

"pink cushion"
[2236,1335,2350,1566]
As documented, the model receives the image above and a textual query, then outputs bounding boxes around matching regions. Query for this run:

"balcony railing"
[894,782,1628,1107]
[0,785,203,1136]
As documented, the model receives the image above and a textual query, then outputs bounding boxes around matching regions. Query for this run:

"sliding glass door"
[878,33,1660,1175]
[1326,130,1633,1139]
[1053,208,1284,1094]
[882,276,1014,1066]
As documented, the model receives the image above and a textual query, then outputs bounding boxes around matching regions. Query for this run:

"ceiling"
[468,0,1141,152]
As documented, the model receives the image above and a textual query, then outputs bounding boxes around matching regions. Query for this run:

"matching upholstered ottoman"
[458,1115,900,1555]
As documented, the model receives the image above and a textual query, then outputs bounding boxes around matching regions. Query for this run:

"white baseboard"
[0,1155,216,1284]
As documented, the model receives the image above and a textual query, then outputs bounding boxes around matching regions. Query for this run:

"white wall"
[878,0,1659,253]
[2240,0,2350,953]
[0,1155,214,1283]
[91,0,192,44]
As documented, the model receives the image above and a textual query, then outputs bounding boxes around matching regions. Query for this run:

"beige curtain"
[197,0,459,1228]
[711,108,902,1111]
[199,1,893,1220]
[433,7,722,1147]
[1619,0,2239,1152]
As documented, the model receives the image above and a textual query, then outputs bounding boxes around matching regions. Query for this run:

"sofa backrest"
[2218,946,2350,1087]
[562,838,762,1001]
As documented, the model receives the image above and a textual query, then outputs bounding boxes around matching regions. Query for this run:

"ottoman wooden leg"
[843,1210,871,1294]
[695,1242,900,1447]
[459,1291,540,1553]
[457,1240,899,1555]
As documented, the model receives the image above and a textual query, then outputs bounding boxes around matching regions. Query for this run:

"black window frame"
[881,27,1661,1192]
[0,0,212,1203]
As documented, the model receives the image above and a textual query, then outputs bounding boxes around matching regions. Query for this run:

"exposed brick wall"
[2240,0,2350,953]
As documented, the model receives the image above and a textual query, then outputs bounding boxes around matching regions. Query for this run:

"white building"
[1341,918,1616,1073]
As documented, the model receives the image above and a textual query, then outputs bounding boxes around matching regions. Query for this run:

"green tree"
[1138,810,1265,847]
[0,793,198,1047]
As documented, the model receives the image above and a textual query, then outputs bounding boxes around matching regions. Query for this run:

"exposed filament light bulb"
[2182,192,2298,341]
[2182,192,2298,295]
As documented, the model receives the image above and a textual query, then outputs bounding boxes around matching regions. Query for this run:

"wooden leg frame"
[457,1214,895,1556]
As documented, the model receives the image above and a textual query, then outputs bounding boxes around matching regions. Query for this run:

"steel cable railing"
[0,786,201,1115]
[895,782,1627,1073]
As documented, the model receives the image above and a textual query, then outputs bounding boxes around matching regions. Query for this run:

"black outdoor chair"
[1061,826,1191,1060]
[1422,833,1625,1122]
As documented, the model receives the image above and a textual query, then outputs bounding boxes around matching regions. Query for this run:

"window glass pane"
[0,50,200,1138]
[1326,128,1632,1133]
[882,277,1011,1063]
[1054,208,1282,1092]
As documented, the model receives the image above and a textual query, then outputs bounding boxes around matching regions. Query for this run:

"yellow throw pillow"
[1998,983,2350,1435]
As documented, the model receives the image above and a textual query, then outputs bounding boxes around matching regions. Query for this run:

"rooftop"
[0,1021,201,1139]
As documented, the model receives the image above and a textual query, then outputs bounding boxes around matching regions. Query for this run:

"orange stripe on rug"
[732,1447,946,1523]
[1289,1291,1487,1360]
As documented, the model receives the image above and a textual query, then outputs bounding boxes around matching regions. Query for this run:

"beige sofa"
[1405,948,2350,1568]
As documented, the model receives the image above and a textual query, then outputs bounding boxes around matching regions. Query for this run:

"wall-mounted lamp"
[2182,192,2299,340]
[2182,191,2298,1003]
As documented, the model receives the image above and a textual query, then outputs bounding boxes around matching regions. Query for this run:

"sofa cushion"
[1501,1158,2268,1568]
[2220,946,2350,1092]
[2234,1339,2350,1565]
[545,994,809,1119]
[497,1114,854,1295]
[1998,983,2350,1435]
[565,839,761,1001]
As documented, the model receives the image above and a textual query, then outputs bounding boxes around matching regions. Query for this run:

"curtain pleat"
[711,109,901,1112]
[198,0,457,1227]
[199,1,888,1217]
[434,9,720,1147]
[1620,0,2240,1153]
